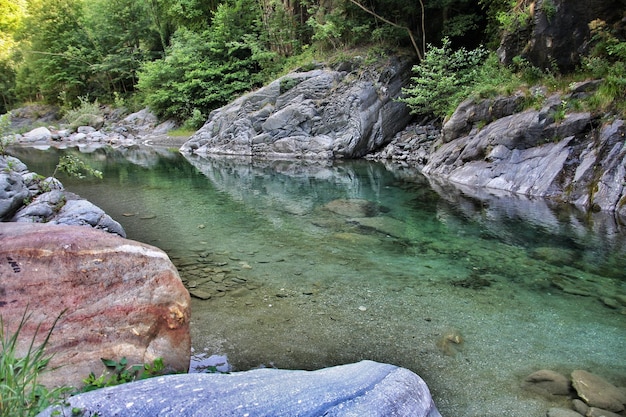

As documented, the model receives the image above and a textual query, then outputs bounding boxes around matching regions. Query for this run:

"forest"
[1,0,624,127]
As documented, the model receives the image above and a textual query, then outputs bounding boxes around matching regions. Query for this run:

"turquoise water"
[11,145,626,417]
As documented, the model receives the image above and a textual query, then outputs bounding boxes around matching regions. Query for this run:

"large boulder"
[0,223,191,389]
[181,55,413,159]
[38,360,441,417]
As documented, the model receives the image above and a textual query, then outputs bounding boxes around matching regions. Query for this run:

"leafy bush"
[52,154,103,180]
[400,38,489,119]
[82,357,165,392]
[0,112,13,155]
[581,19,626,116]
[63,97,104,130]
[0,310,70,417]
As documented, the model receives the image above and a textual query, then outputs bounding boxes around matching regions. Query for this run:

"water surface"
[11,145,626,417]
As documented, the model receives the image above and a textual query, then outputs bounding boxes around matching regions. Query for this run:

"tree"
[15,0,93,103]
[82,0,163,95]
[0,0,26,112]
[138,0,275,124]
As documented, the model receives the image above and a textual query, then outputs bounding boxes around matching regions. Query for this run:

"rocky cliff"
[374,87,625,220]
[181,55,413,159]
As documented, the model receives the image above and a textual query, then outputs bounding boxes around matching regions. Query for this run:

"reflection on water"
[10,145,626,417]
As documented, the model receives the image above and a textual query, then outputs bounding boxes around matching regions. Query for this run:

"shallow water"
[11,145,626,417]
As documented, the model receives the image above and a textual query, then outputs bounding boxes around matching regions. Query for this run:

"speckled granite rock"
[38,360,441,417]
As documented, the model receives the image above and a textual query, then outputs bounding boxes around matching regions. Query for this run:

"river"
[10,144,626,417]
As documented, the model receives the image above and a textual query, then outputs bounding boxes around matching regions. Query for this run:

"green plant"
[81,357,165,392]
[496,0,533,32]
[52,155,103,180]
[541,0,556,21]
[400,38,488,119]
[552,99,567,123]
[0,113,13,156]
[63,97,103,131]
[0,310,71,417]
[182,108,206,131]
[579,19,626,117]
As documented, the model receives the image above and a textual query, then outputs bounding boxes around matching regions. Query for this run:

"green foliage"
[494,0,533,32]
[400,38,489,119]
[541,0,556,21]
[580,20,626,117]
[138,0,277,121]
[0,112,13,155]
[13,0,163,107]
[52,155,103,180]
[63,97,103,130]
[81,357,165,392]
[0,310,71,417]
[15,0,92,103]
[182,108,206,130]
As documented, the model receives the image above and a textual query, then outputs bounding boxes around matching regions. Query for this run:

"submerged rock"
[523,369,571,397]
[38,360,441,417]
[571,370,626,412]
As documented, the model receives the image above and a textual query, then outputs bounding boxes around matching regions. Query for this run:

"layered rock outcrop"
[419,93,626,218]
[181,56,413,159]
[0,222,191,389]
[38,360,441,417]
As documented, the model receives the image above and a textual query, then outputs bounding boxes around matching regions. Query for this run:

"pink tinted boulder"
[0,222,191,388]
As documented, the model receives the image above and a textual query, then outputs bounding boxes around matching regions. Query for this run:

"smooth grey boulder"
[181,56,413,159]
[21,126,52,142]
[38,360,441,417]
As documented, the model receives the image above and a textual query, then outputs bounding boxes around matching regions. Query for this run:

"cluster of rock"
[7,107,176,149]
[365,121,440,164]
[175,250,258,300]
[0,155,125,235]
[524,368,626,417]
[180,55,413,159]
[419,84,626,217]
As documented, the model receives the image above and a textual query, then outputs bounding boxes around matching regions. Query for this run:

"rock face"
[497,0,626,72]
[181,56,413,159]
[38,360,441,417]
[419,94,626,217]
[0,223,191,389]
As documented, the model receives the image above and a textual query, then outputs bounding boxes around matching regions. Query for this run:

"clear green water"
[11,145,626,417]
